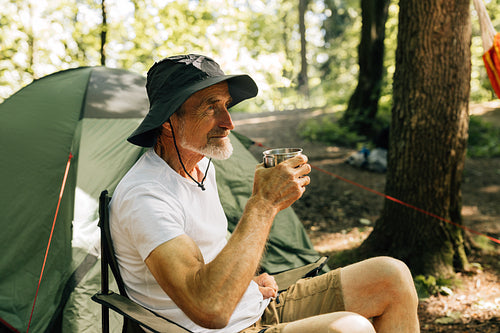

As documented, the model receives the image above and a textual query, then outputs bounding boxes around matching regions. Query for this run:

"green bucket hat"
[127,54,258,147]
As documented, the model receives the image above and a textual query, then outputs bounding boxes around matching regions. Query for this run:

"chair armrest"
[271,256,329,291]
[92,292,191,333]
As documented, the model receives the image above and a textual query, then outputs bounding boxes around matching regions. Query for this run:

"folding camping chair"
[92,190,328,333]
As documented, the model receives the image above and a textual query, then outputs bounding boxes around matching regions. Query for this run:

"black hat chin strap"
[168,119,211,191]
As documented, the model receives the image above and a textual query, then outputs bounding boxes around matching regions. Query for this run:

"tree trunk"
[341,0,390,137]
[298,0,309,97]
[100,0,107,66]
[358,0,471,277]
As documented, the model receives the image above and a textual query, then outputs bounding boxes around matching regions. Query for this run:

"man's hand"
[253,273,278,299]
[252,154,311,213]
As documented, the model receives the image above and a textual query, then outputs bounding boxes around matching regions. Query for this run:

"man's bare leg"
[282,311,375,333]
[341,256,420,332]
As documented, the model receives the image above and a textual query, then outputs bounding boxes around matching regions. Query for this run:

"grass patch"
[298,115,367,148]
[467,115,500,158]
[414,274,458,299]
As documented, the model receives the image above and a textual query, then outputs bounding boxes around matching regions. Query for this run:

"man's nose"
[218,107,235,130]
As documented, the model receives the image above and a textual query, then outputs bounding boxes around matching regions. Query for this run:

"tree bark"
[358,0,471,276]
[100,0,107,66]
[341,0,390,137]
[298,0,309,97]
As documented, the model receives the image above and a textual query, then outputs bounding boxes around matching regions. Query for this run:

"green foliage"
[414,275,438,299]
[467,115,500,158]
[472,235,496,253]
[298,112,367,147]
[414,274,456,299]
[298,96,391,148]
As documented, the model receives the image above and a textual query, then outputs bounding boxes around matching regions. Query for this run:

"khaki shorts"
[240,268,344,333]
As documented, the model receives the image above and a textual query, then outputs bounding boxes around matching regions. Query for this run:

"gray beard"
[181,137,233,160]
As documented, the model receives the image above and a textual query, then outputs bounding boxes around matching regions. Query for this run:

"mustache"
[208,129,231,137]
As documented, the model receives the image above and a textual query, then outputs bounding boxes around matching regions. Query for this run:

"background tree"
[340,0,390,139]
[298,0,310,97]
[358,0,472,276]
[100,0,107,66]
[319,0,361,104]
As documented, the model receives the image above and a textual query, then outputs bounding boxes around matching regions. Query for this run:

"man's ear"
[160,119,174,136]
[161,121,170,130]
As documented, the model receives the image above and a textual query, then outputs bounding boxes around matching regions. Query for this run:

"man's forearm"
[193,196,277,314]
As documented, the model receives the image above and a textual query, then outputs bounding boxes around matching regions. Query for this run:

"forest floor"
[232,101,500,333]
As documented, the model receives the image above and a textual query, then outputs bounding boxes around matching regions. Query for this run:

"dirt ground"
[231,103,500,333]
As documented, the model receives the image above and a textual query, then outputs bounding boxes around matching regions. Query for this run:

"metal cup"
[263,148,303,168]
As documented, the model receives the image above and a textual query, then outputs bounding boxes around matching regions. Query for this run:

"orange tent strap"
[26,153,73,333]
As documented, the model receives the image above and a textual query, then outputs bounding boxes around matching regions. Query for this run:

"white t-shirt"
[110,149,269,332]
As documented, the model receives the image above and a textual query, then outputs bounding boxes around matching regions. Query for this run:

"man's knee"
[373,256,418,304]
[328,312,375,333]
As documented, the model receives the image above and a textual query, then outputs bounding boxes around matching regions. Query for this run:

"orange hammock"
[473,0,500,98]
[483,34,500,98]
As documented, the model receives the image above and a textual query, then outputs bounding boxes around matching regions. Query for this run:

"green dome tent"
[0,67,322,333]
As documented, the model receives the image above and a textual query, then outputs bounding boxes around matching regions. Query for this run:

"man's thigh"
[266,268,344,325]
[240,268,344,333]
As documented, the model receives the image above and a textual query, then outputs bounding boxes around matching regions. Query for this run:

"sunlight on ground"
[310,227,372,254]
[420,270,500,326]
[480,185,500,193]
[234,115,279,126]
[470,101,500,127]
[462,205,500,236]
[470,100,500,115]
[463,205,481,216]
[232,106,340,127]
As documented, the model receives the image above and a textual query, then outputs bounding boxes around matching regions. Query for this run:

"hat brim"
[127,74,257,147]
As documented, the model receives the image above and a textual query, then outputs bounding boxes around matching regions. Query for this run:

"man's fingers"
[283,154,308,168]
[299,175,311,187]
[295,163,311,179]
[259,286,278,299]
[257,273,278,291]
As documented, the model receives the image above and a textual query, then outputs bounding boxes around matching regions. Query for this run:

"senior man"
[110,54,419,333]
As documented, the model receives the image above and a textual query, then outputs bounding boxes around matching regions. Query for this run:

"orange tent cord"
[26,153,73,333]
